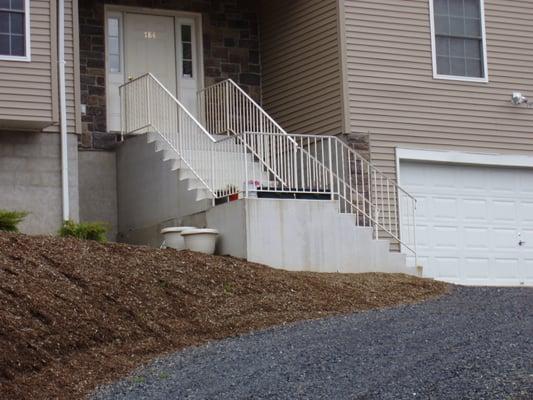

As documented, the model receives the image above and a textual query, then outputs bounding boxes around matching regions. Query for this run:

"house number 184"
[144,32,157,39]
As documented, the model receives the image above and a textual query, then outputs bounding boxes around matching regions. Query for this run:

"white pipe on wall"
[58,0,69,221]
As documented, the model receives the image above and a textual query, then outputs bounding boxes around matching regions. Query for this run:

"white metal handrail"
[121,74,417,257]
[197,79,416,255]
[121,73,216,195]
[197,79,287,137]
[121,74,297,200]
[234,132,417,256]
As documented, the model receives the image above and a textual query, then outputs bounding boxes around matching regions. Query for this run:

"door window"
[181,25,193,78]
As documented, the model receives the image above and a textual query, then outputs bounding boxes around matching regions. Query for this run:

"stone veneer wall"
[79,0,261,149]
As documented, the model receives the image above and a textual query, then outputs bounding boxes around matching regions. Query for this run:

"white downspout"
[58,0,69,221]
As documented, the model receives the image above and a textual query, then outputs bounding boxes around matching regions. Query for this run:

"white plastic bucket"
[161,226,196,250]
[181,228,219,255]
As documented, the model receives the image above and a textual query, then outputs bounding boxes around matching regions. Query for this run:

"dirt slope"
[0,232,448,399]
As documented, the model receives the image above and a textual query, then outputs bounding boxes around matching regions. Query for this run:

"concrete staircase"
[120,73,417,275]
[146,131,270,202]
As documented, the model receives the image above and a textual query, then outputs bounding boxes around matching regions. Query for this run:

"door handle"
[519,240,526,246]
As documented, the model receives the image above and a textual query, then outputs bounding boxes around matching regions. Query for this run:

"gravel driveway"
[92,287,532,400]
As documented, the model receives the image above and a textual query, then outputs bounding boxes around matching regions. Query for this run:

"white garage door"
[400,161,533,286]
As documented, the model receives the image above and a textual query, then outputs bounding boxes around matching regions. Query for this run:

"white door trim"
[396,148,533,187]
[104,5,204,132]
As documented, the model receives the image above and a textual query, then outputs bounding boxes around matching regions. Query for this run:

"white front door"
[124,13,177,94]
[400,160,533,286]
[106,10,202,132]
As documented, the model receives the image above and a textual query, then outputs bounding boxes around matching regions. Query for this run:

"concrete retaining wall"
[78,150,118,240]
[0,131,79,234]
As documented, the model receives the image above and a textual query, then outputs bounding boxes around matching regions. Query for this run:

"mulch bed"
[0,232,449,399]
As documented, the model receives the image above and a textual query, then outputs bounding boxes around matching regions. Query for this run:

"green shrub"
[0,210,28,232]
[59,220,108,242]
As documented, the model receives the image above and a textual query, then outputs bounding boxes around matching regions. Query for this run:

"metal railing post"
[374,209,379,239]
[413,200,418,268]
[146,76,151,127]
[120,86,125,141]
[328,138,334,200]
[225,81,230,134]
[244,134,249,198]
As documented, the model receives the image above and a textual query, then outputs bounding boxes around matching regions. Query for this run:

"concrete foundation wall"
[206,198,410,274]
[116,135,210,246]
[206,200,247,258]
[78,150,118,240]
[244,199,348,272]
[0,132,79,234]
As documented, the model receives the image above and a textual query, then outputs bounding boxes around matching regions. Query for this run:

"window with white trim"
[107,16,121,73]
[430,0,487,80]
[0,0,28,59]
[181,25,193,78]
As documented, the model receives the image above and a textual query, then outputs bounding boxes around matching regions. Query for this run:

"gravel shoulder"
[93,286,533,400]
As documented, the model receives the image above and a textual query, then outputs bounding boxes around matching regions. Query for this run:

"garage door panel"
[430,167,457,189]
[491,200,517,222]
[520,259,533,284]
[518,175,533,193]
[414,196,430,219]
[491,259,519,281]
[462,199,488,221]
[434,257,460,280]
[490,174,518,194]
[464,257,490,281]
[432,197,458,220]
[461,169,487,191]
[464,227,490,251]
[520,228,533,244]
[415,225,431,249]
[518,202,533,223]
[433,226,460,250]
[492,228,518,251]
[400,160,532,286]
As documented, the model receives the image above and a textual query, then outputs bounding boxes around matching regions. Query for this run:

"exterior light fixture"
[511,92,529,105]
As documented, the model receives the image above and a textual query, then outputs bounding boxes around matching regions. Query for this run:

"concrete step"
[148,133,244,154]
[162,158,181,172]
[146,131,159,144]
[148,136,271,185]
[187,177,209,191]
[169,159,181,171]
[178,167,196,181]
[195,188,213,201]
[154,138,172,153]
[162,149,179,162]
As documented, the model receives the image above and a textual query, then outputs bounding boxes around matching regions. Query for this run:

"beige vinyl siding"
[0,0,54,127]
[64,0,80,133]
[342,0,533,178]
[0,0,80,133]
[260,0,343,134]
[44,0,80,134]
